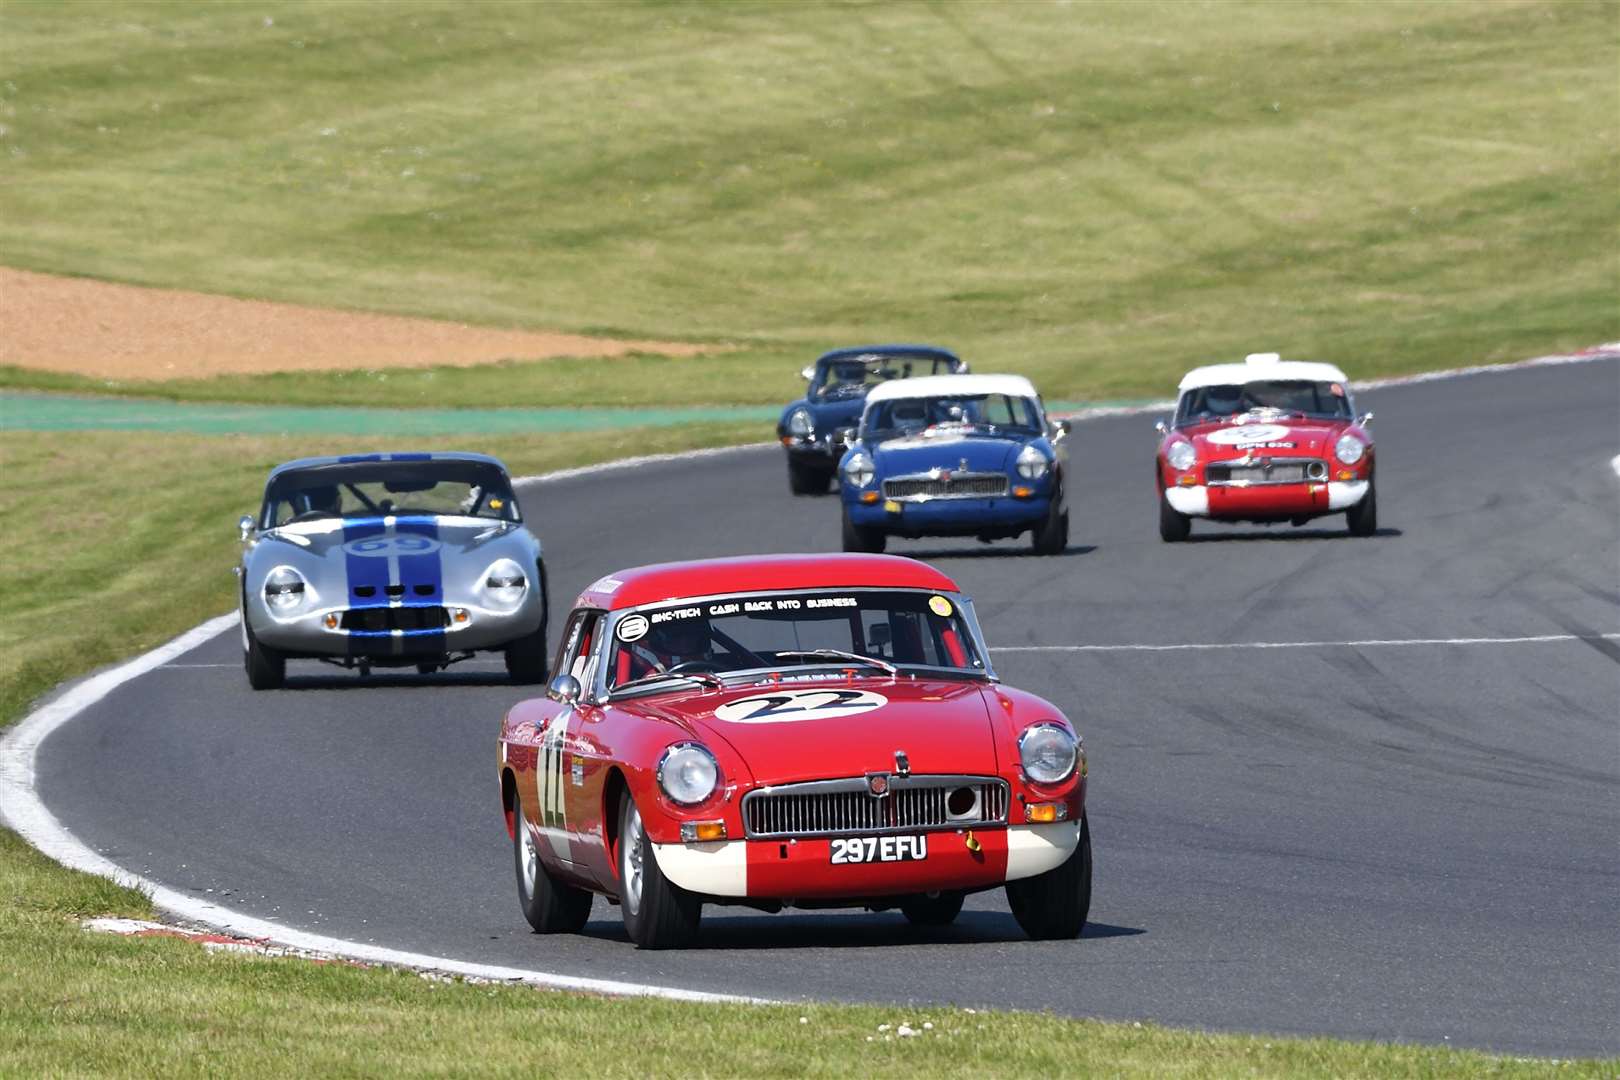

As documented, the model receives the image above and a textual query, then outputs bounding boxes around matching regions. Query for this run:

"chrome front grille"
[1207,458,1326,486]
[742,775,1010,838]
[881,473,1009,501]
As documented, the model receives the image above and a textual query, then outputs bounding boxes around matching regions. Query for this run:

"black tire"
[788,458,833,495]
[1005,815,1092,941]
[242,611,285,691]
[1346,478,1377,537]
[618,794,702,949]
[1031,498,1069,555]
[1159,490,1191,543]
[416,663,437,675]
[900,890,965,926]
[504,563,550,684]
[512,790,593,933]
[841,506,887,553]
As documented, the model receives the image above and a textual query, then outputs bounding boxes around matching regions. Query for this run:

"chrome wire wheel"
[518,801,539,901]
[621,799,646,917]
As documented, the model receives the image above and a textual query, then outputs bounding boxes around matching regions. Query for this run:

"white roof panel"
[865,373,1039,404]
[1177,359,1350,392]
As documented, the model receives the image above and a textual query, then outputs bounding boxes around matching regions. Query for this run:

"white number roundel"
[341,535,442,558]
[1206,424,1290,445]
[714,689,888,724]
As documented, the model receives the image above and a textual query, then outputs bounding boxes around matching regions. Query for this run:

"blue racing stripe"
[342,516,395,658]
[393,516,445,654]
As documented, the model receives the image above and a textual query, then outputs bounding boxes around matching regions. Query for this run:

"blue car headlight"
[1015,445,1050,480]
[844,451,875,488]
[787,408,813,438]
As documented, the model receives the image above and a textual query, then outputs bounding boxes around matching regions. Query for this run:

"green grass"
[3,832,1610,1078]
[1,0,1614,408]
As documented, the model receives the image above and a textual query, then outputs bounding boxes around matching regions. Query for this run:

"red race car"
[1154,353,1377,541]
[498,553,1090,948]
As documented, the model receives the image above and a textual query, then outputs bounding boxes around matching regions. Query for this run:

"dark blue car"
[776,345,967,494]
[837,374,1072,556]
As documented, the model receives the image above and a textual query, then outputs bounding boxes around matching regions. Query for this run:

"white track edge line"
[992,633,1620,653]
[3,346,1613,1004]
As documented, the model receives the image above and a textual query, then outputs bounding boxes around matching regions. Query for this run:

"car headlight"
[843,451,875,488]
[1015,445,1050,480]
[263,566,308,614]
[787,408,813,437]
[657,743,720,806]
[1167,440,1198,472]
[1019,723,1079,784]
[483,558,528,609]
[1334,432,1365,466]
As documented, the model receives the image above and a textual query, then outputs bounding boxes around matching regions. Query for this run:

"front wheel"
[242,613,285,691]
[1005,816,1091,940]
[1159,490,1191,543]
[900,890,965,926]
[788,458,833,495]
[1030,499,1068,555]
[505,623,549,684]
[618,795,702,949]
[841,506,887,553]
[1346,479,1377,537]
[513,790,593,933]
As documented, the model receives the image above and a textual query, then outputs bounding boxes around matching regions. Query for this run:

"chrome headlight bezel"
[843,451,875,489]
[1334,432,1366,466]
[1018,722,1079,785]
[1166,440,1198,472]
[1015,444,1050,480]
[263,565,309,615]
[787,408,813,437]
[483,558,528,609]
[657,742,721,806]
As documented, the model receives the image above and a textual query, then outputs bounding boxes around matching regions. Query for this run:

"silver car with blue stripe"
[237,452,547,689]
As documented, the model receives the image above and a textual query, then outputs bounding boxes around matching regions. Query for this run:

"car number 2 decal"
[829,835,928,864]
[713,689,888,724]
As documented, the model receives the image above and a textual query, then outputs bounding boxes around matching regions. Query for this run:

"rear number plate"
[829,835,928,864]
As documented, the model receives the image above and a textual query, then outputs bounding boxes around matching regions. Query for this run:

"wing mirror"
[1154,419,1169,436]
[800,365,816,382]
[1050,418,1072,439]
[547,674,581,705]
[1358,411,1374,426]
[238,514,255,541]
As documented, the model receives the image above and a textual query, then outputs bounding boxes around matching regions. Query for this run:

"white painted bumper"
[652,822,1081,897]
[1164,485,1209,516]
[1327,480,1370,510]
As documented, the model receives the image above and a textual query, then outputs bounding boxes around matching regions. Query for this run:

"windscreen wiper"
[612,669,726,694]
[774,649,898,676]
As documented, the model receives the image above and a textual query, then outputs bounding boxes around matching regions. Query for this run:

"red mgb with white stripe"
[1154,353,1378,541]
[497,554,1091,948]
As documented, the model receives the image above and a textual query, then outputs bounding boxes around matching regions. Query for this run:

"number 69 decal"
[713,689,888,724]
[342,534,442,558]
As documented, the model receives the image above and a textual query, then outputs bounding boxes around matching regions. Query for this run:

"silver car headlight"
[263,566,309,614]
[1019,723,1079,784]
[1334,432,1366,466]
[657,743,720,806]
[843,451,875,489]
[787,408,813,437]
[483,558,528,609]
[1167,440,1198,472]
[1015,445,1050,480]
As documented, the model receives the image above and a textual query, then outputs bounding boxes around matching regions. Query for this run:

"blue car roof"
[814,344,961,368]
[266,451,511,481]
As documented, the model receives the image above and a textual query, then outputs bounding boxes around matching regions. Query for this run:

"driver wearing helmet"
[301,484,341,517]
[627,617,713,677]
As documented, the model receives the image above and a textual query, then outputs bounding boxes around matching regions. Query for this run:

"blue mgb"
[776,344,967,494]
[838,374,1073,556]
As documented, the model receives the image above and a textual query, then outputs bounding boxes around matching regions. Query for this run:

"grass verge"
[2,831,1609,1077]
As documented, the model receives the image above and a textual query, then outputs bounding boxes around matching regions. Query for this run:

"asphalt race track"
[31,359,1620,1057]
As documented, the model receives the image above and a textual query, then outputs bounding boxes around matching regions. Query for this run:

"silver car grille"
[1207,458,1327,486]
[881,473,1009,501]
[742,775,1010,838]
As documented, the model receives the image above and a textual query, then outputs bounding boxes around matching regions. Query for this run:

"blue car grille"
[881,473,1009,500]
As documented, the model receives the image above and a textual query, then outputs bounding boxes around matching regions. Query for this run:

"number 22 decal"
[713,689,888,724]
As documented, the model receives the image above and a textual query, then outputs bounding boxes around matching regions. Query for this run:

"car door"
[524,608,602,879]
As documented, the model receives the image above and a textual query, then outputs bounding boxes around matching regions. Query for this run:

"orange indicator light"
[861,491,880,504]
[1336,469,1355,481]
[1012,485,1034,498]
[453,608,469,623]
[323,613,339,629]
[1178,474,1198,487]
[1026,802,1067,823]
[681,821,727,843]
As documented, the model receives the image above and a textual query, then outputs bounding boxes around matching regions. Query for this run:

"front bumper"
[845,493,1052,536]
[248,591,544,658]
[651,821,1080,899]
[1166,480,1368,520]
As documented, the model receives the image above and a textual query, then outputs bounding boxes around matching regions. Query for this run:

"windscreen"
[1177,380,1352,423]
[262,460,518,527]
[606,589,985,690]
[864,394,1042,440]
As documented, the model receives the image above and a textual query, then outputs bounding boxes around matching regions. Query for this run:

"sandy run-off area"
[0,268,710,381]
